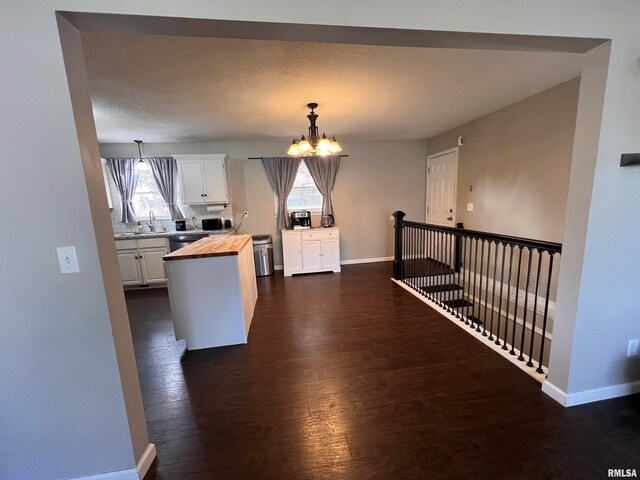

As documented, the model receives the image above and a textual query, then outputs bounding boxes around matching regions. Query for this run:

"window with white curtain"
[286,160,323,212]
[132,168,171,219]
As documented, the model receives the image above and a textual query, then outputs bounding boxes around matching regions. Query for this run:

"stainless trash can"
[253,235,274,276]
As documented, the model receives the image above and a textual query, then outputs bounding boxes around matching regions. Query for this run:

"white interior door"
[426,148,458,226]
[426,148,458,265]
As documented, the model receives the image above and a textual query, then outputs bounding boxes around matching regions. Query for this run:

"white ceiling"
[82,33,583,144]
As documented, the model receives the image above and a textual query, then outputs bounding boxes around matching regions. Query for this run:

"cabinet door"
[117,249,142,285]
[321,239,340,269]
[302,240,322,271]
[282,233,303,273]
[202,159,228,203]
[139,248,168,284]
[178,160,205,204]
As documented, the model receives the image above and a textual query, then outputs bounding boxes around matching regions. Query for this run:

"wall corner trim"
[541,380,568,406]
[136,443,156,479]
[542,379,640,407]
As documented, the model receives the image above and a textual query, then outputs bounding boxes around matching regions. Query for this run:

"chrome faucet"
[145,211,156,232]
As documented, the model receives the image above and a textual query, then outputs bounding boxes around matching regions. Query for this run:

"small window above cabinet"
[173,154,229,205]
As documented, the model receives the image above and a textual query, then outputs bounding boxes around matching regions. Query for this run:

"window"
[132,168,171,219]
[287,161,323,212]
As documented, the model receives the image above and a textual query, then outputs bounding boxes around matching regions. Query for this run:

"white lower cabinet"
[115,238,168,286]
[282,228,341,277]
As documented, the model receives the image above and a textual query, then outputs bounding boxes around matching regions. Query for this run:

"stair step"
[421,284,463,294]
[442,298,473,308]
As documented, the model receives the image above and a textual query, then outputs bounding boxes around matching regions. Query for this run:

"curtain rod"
[248,155,348,160]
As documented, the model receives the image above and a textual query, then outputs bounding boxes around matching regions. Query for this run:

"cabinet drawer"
[137,237,167,248]
[303,230,339,240]
[115,239,137,250]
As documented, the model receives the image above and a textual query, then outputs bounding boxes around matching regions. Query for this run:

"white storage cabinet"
[115,237,168,286]
[282,228,340,277]
[173,154,229,205]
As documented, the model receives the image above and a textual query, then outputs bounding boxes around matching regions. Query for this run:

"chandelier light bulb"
[298,136,311,152]
[317,133,331,150]
[329,137,342,153]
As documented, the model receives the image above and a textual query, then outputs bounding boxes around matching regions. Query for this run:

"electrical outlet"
[243,211,249,218]
[628,339,639,357]
[467,203,474,212]
[57,246,80,273]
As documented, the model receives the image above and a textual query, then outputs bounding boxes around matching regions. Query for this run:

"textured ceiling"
[82,33,582,144]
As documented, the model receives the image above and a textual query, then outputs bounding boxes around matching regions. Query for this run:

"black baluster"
[510,246,523,356]
[496,243,507,347]
[464,236,472,324]
[488,242,499,341]
[456,235,465,319]
[527,251,543,368]
[518,248,533,362]
[447,232,454,312]
[476,239,485,332]
[471,237,479,328]
[537,254,554,374]
[418,227,424,294]
[482,241,492,336]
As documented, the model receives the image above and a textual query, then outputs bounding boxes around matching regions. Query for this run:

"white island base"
[165,235,257,350]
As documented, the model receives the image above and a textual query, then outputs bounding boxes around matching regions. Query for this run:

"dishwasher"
[168,233,209,252]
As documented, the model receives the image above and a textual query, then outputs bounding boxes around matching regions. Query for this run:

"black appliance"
[168,234,208,252]
[175,219,186,231]
[224,219,232,229]
[202,218,223,230]
[291,211,311,229]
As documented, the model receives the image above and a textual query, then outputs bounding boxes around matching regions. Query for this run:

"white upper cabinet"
[173,154,229,205]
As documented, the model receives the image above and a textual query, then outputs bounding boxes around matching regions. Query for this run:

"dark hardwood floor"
[129,262,639,479]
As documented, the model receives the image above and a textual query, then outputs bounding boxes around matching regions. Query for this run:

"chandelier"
[287,103,342,156]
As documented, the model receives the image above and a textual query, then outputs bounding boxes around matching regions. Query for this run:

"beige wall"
[100,140,428,265]
[428,78,580,243]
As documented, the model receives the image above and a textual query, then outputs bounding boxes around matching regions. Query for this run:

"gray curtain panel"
[262,157,302,230]
[107,158,139,223]
[304,155,341,217]
[147,157,184,220]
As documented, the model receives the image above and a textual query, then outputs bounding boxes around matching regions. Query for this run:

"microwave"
[202,218,223,230]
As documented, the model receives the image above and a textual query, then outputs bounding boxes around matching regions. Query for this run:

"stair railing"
[392,211,562,374]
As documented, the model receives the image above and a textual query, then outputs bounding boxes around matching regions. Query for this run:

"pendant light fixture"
[287,103,342,156]
[133,139,150,171]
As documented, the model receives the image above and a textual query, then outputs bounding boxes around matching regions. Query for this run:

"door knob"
[447,216,453,221]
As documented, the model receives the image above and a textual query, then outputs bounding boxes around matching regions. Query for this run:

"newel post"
[392,211,406,280]
[455,222,464,272]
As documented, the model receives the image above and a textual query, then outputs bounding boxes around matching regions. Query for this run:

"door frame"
[426,147,459,225]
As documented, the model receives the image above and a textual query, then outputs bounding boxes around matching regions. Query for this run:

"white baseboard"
[275,257,392,272]
[542,379,640,407]
[69,443,155,480]
[70,468,138,480]
[136,443,156,479]
[341,256,393,265]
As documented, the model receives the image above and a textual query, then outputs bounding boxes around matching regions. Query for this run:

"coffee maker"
[290,211,312,229]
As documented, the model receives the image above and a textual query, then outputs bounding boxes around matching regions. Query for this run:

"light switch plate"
[57,246,80,273]
[628,339,639,357]
[467,203,474,212]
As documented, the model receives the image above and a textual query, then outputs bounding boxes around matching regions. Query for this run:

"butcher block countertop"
[164,234,253,261]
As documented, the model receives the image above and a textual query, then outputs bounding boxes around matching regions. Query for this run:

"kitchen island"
[163,234,257,350]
